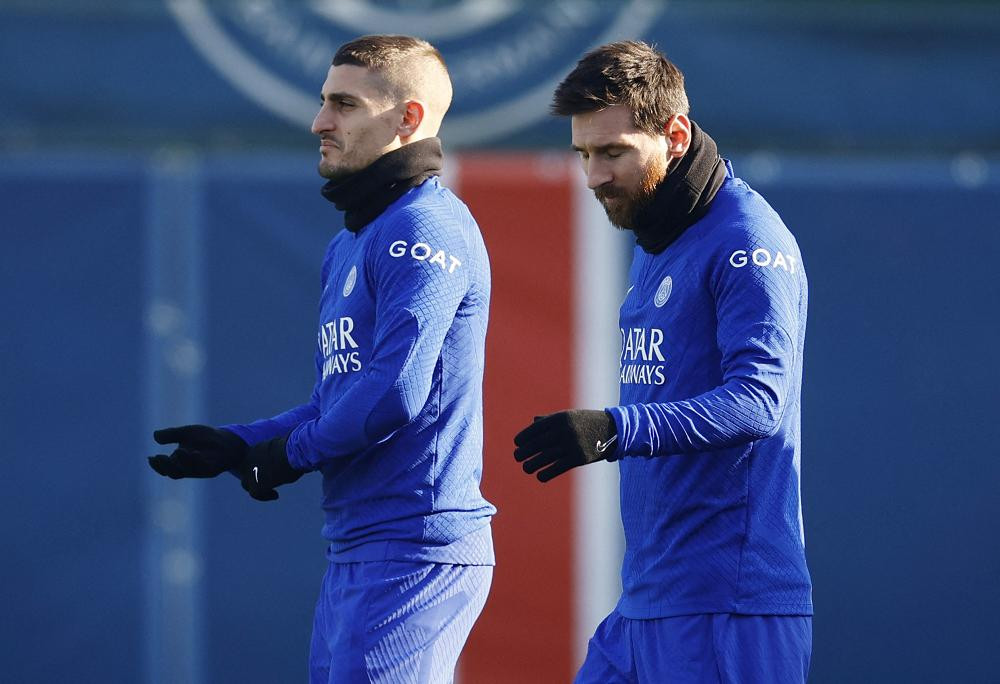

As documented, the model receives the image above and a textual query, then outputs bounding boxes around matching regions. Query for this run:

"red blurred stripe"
[458,154,576,683]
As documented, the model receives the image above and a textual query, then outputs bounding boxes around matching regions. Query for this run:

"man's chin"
[318,163,350,181]
[600,201,634,230]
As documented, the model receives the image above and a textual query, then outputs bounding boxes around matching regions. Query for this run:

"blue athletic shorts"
[575,610,812,683]
[308,560,492,684]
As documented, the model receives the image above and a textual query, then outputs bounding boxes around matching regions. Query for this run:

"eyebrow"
[570,143,630,153]
[321,90,364,103]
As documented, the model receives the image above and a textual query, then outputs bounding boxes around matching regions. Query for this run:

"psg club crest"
[343,265,358,297]
[654,276,672,307]
[167,0,661,145]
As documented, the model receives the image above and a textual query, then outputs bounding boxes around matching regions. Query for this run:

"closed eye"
[572,146,627,160]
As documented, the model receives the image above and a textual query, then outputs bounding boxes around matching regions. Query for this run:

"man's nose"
[586,162,613,191]
[311,108,333,136]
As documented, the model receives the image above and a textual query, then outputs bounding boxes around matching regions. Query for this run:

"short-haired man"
[149,35,495,683]
[514,41,812,682]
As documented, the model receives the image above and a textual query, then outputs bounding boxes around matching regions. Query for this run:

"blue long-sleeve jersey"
[605,162,812,618]
[225,177,496,565]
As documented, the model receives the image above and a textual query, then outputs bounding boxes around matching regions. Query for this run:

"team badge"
[343,265,357,297]
[654,276,672,307]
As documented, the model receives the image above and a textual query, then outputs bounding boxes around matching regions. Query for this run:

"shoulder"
[689,176,805,292]
[368,178,481,267]
[361,181,476,280]
[702,175,801,265]
[711,176,788,236]
[377,178,468,243]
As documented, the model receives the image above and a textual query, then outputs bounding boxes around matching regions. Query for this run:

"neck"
[631,121,727,254]
[320,138,444,232]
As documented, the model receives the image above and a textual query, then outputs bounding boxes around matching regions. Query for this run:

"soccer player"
[513,41,812,682]
[148,35,496,683]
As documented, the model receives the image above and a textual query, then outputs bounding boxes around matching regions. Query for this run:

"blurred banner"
[1,1,999,150]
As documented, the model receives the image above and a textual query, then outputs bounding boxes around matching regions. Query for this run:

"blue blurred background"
[3,2,999,682]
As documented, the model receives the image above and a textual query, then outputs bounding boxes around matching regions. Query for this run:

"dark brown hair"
[333,34,447,73]
[551,41,689,135]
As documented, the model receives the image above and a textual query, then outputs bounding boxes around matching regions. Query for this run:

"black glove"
[513,409,618,482]
[148,425,248,479]
[239,436,304,502]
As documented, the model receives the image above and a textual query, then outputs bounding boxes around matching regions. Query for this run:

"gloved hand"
[513,409,618,482]
[148,425,248,479]
[239,436,304,502]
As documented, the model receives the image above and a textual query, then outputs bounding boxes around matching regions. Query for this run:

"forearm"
[222,402,320,446]
[608,375,786,458]
[286,349,429,470]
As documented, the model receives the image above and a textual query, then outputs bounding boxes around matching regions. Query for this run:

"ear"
[398,101,425,139]
[663,114,692,159]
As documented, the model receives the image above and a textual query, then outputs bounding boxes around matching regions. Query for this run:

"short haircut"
[551,40,689,135]
[334,34,446,73]
[333,34,452,108]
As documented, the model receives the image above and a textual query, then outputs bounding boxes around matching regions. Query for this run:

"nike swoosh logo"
[595,435,618,454]
[252,466,259,483]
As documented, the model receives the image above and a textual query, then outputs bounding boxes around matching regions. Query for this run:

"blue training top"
[226,177,496,565]
[605,162,812,618]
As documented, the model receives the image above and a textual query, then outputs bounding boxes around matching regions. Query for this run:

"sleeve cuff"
[604,407,626,461]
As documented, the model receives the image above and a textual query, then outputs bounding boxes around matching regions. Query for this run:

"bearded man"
[514,41,812,683]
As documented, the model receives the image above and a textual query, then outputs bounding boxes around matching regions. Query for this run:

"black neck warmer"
[320,137,444,232]
[631,122,728,254]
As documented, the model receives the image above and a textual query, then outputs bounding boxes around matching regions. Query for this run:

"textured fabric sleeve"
[285,206,469,470]
[608,224,803,458]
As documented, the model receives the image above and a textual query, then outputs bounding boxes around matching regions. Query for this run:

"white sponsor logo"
[619,327,667,386]
[654,276,672,307]
[729,248,798,273]
[389,240,463,273]
[343,265,357,297]
[318,317,361,379]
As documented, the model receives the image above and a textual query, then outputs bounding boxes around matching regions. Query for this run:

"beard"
[318,157,356,181]
[594,154,669,230]
[317,139,367,181]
